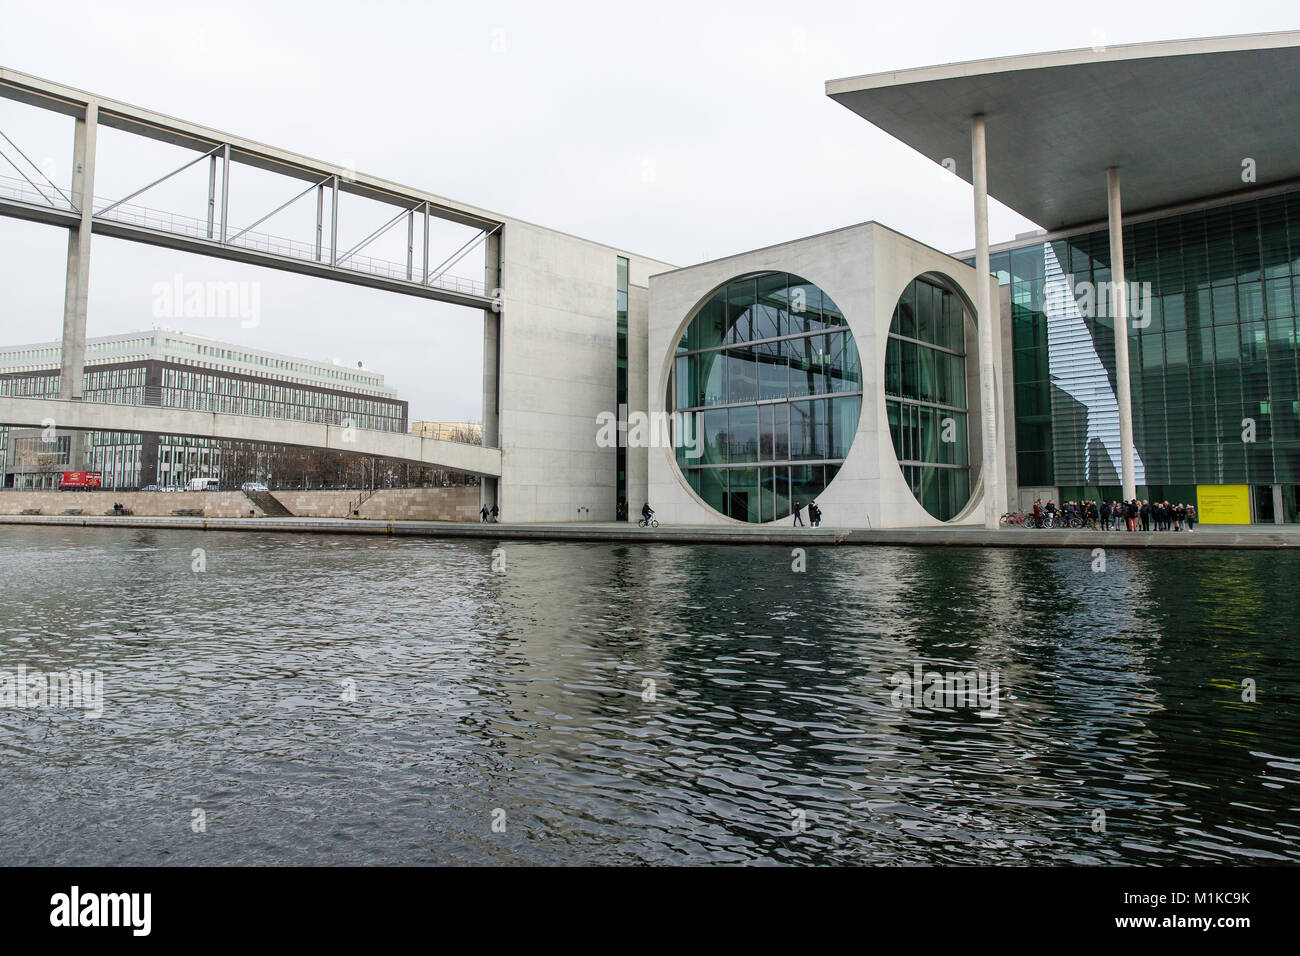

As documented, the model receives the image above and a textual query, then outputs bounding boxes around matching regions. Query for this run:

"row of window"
[677,274,847,353]
[886,275,972,521]
[887,401,970,468]
[681,463,842,523]
[891,277,967,353]
[884,338,968,409]
[674,331,861,408]
[678,395,860,467]
[900,465,972,524]
[86,367,146,390]
[160,367,403,422]
[997,189,1300,487]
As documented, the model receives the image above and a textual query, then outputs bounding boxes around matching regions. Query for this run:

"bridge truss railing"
[0,174,487,299]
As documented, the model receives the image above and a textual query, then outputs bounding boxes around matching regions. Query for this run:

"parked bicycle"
[1029,512,1083,529]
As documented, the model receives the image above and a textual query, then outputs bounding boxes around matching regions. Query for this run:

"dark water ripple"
[0,525,1297,865]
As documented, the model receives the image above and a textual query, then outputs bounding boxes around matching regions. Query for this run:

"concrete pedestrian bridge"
[0,394,502,477]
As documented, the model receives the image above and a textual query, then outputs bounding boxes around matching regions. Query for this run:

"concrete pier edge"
[0,513,1295,549]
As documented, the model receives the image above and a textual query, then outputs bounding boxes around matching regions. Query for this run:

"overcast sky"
[1,1,1294,421]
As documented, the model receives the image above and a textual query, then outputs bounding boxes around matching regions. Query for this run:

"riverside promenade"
[1,513,1297,549]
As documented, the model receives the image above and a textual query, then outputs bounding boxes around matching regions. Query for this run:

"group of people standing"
[1031,498,1196,531]
[792,499,823,527]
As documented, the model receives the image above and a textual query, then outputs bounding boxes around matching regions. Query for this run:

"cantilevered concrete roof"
[826,32,1300,231]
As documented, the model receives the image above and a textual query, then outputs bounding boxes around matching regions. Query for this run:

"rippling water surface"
[1,525,1297,865]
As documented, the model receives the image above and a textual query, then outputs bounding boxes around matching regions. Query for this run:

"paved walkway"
[2,513,1297,549]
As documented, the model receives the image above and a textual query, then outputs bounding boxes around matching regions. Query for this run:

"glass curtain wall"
[987,187,1300,518]
[672,272,861,522]
[884,276,972,521]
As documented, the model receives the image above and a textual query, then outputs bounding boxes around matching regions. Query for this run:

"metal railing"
[0,174,487,298]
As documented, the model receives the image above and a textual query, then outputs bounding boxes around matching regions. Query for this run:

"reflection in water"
[0,526,1296,865]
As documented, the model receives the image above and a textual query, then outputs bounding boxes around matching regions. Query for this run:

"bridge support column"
[481,229,502,513]
[59,102,98,401]
[482,228,501,450]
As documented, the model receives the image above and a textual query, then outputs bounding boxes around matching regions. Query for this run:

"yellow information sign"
[1196,484,1251,525]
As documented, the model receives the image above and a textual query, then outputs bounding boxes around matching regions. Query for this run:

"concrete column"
[482,229,502,450]
[1106,167,1137,502]
[59,102,98,400]
[971,114,1000,529]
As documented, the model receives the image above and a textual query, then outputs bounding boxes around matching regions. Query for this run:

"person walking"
[792,499,805,527]
[480,504,489,523]
[490,504,500,523]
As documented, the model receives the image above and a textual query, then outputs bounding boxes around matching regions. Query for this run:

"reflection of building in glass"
[670,272,862,522]
[0,329,409,490]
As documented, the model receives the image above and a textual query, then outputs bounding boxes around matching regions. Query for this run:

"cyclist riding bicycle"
[640,502,655,525]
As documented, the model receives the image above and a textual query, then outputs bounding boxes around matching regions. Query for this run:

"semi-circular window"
[884,274,972,521]
[670,272,861,522]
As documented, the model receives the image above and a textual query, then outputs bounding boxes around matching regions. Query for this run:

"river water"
[0,524,1296,865]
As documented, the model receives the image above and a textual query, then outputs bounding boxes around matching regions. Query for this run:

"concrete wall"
[0,490,263,517]
[0,486,480,520]
[626,282,652,513]
[646,222,1013,528]
[275,487,480,520]
[494,219,672,522]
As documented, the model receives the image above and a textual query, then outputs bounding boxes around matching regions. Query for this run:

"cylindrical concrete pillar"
[1107,166,1137,502]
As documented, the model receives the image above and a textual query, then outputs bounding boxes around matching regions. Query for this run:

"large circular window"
[884,274,973,521]
[670,272,861,522]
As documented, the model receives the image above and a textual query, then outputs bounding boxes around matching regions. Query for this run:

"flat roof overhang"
[826,32,1300,231]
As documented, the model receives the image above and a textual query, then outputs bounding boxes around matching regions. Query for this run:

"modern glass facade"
[884,275,972,521]
[985,185,1300,522]
[670,272,861,522]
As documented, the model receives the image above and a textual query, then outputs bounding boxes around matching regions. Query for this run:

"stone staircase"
[244,489,294,517]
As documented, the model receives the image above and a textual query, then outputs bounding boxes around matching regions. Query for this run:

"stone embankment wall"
[274,488,480,520]
[0,487,480,521]
[0,490,261,517]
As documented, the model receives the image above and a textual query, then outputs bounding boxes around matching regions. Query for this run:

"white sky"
[0,0,1294,421]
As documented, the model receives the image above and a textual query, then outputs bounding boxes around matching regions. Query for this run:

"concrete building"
[0,329,407,489]
[647,224,1012,527]
[826,31,1300,524]
[4,33,1300,524]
